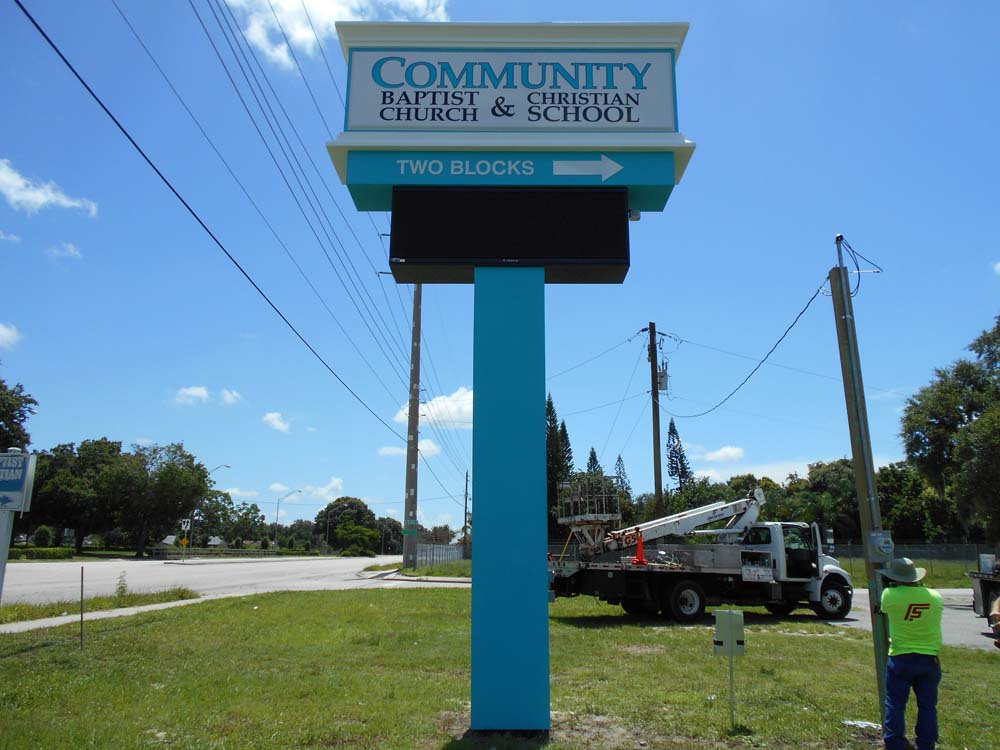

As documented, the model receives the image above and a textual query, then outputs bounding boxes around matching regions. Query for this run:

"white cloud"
[225,0,448,71]
[0,158,98,217]
[221,388,242,405]
[695,468,722,482]
[0,230,20,243]
[269,482,290,493]
[704,445,744,463]
[134,437,154,447]
[395,386,473,430]
[378,438,441,457]
[304,476,345,503]
[47,242,82,260]
[173,386,210,405]
[994,260,1000,276]
[387,508,399,517]
[306,426,318,432]
[0,323,23,350]
[262,411,290,432]
[226,487,260,499]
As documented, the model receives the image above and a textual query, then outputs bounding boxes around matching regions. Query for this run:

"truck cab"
[741,521,853,618]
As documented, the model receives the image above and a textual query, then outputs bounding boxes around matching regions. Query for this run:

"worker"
[879,557,943,750]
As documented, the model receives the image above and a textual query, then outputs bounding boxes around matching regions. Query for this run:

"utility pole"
[462,470,470,558]
[829,234,891,709]
[648,322,664,516]
[402,283,423,570]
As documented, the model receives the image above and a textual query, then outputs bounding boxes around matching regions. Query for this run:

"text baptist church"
[372,57,651,124]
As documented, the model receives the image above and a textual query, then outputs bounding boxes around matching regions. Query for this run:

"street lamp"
[187,464,230,560]
[273,489,302,549]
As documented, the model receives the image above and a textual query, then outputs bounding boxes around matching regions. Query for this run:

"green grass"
[838,557,976,588]
[362,562,401,572]
[363,560,471,577]
[0,589,996,749]
[0,587,199,624]
[401,559,472,578]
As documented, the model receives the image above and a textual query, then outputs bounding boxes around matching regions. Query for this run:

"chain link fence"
[416,543,465,567]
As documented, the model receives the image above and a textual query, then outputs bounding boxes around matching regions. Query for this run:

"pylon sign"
[328,22,695,284]
[326,21,695,733]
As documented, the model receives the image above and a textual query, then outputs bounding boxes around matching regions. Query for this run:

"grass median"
[0,589,995,749]
[0,587,199,625]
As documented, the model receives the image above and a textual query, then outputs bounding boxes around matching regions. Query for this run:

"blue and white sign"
[327,23,696,212]
[346,150,675,210]
[0,452,37,513]
[346,49,677,132]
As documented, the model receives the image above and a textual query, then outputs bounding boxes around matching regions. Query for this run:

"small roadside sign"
[180,537,189,547]
[180,518,191,531]
[0,452,37,513]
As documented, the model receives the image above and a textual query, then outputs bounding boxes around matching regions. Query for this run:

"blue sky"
[2,1,998,530]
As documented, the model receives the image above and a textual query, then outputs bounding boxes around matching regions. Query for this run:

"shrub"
[7,548,23,560]
[260,537,270,550]
[303,540,311,551]
[115,571,129,599]
[22,548,74,560]
[32,525,53,548]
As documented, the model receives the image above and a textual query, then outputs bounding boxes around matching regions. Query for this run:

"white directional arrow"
[552,154,624,182]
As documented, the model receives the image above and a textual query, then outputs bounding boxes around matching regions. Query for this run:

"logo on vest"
[904,603,930,621]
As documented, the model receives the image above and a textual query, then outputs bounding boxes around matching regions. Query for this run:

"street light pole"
[188,463,231,560]
[272,489,303,549]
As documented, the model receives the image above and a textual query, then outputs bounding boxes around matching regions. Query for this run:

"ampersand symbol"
[491,97,516,118]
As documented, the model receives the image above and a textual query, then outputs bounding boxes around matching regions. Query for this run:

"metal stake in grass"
[80,566,84,649]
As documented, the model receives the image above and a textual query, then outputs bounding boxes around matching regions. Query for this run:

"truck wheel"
[669,580,706,622]
[813,581,852,620]
[765,602,796,617]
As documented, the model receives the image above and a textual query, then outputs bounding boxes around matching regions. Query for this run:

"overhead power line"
[11,0,405,442]
[659,278,828,418]
[108,0,402,410]
[563,390,649,417]
[548,335,637,380]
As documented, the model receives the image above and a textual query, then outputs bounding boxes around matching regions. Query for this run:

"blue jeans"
[884,653,941,750]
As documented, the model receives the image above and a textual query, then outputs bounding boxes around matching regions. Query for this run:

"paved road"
[0,555,448,605]
[833,588,996,652]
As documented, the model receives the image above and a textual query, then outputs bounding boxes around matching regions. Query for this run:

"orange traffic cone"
[632,527,647,565]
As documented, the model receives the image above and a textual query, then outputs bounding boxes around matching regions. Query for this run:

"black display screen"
[389,187,629,283]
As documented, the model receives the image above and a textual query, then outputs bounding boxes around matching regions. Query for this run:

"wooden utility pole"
[648,322,664,516]
[402,283,422,570]
[829,234,890,708]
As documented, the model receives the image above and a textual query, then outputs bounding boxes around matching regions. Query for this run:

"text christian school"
[346,49,677,130]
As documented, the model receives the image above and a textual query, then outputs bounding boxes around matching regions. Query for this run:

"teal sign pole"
[471,266,549,730]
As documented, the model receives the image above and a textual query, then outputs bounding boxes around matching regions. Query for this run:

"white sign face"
[181,519,191,531]
[346,49,676,132]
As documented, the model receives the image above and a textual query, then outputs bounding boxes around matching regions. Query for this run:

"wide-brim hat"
[882,557,926,583]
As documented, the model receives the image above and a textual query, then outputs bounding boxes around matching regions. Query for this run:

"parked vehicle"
[549,486,854,621]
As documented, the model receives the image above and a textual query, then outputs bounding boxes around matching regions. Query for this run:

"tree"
[100,443,210,557]
[315,497,376,546]
[545,396,574,539]
[229,502,266,542]
[377,516,403,554]
[336,523,379,555]
[901,314,1000,539]
[29,439,124,552]
[614,455,635,525]
[666,418,692,490]
[0,367,38,451]
[586,447,602,475]
[427,524,456,544]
